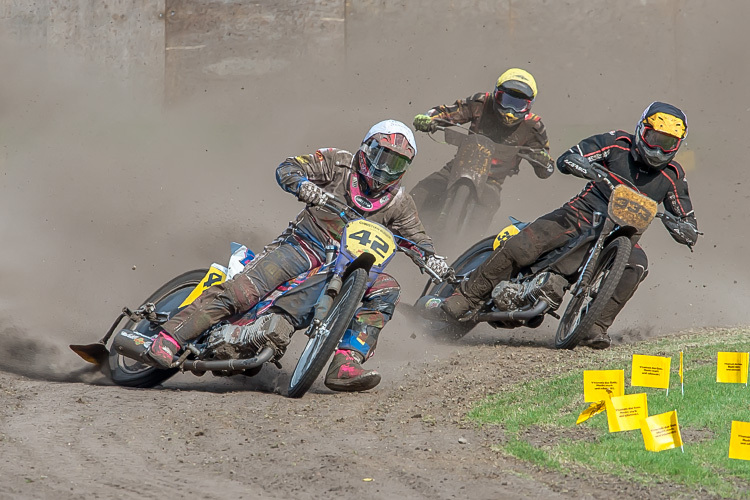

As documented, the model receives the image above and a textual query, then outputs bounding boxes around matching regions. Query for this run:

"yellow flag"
[729,421,750,460]
[631,354,671,389]
[679,351,684,384]
[576,400,606,425]
[605,393,648,433]
[641,410,683,452]
[583,370,624,403]
[716,352,749,384]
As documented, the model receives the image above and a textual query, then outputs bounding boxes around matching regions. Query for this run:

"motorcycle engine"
[205,314,293,360]
[492,272,568,312]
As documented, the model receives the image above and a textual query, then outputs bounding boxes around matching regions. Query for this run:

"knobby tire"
[287,268,369,398]
[108,269,208,388]
[555,236,631,349]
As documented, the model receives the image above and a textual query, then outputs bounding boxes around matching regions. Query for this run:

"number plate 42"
[343,220,397,266]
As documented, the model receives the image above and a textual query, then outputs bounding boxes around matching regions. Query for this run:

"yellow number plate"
[343,219,396,266]
[608,185,657,232]
[178,264,227,308]
[493,223,520,250]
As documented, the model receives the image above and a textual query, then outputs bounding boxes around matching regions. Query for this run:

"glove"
[661,216,700,247]
[425,254,450,278]
[297,180,329,206]
[561,153,603,181]
[413,114,437,133]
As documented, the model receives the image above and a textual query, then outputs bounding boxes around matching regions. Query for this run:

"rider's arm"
[276,149,340,195]
[389,192,436,255]
[556,132,620,177]
[662,161,699,245]
[425,93,483,126]
[522,115,555,179]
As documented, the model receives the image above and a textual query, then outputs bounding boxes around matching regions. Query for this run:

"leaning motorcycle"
[71,196,441,398]
[416,165,675,349]
[413,122,543,243]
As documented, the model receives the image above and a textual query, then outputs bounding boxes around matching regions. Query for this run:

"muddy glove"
[561,153,604,181]
[425,254,450,279]
[413,114,437,133]
[297,180,329,206]
[661,216,701,248]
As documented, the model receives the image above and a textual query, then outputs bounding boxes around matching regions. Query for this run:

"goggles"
[494,89,532,113]
[361,140,411,178]
[641,126,682,153]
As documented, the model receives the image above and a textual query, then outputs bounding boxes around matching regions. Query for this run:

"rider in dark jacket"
[410,68,555,224]
[144,120,450,391]
[441,102,699,349]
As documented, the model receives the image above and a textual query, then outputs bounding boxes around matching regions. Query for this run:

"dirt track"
[0,323,713,500]
[2,2,749,499]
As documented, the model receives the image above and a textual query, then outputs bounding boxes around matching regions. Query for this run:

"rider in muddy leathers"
[410,68,555,224]
[145,120,450,391]
[442,102,699,349]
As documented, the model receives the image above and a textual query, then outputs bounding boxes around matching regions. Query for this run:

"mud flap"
[69,342,110,366]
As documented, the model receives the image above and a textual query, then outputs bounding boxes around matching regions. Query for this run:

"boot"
[324,349,381,392]
[144,330,181,368]
[579,323,611,350]
[441,291,482,321]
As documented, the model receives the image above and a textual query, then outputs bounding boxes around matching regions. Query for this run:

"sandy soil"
[1,2,749,498]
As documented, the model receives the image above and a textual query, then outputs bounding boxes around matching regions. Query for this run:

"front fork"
[312,244,342,326]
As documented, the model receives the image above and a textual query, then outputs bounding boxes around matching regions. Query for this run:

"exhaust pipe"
[414,295,549,324]
[181,346,274,373]
[112,329,275,372]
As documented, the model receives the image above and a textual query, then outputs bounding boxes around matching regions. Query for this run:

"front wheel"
[555,236,631,349]
[287,268,369,398]
[444,184,473,241]
[108,269,208,387]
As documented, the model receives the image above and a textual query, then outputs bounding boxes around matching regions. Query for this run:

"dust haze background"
[1,1,748,380]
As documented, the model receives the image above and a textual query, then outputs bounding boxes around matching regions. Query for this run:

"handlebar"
[308,194,454,282]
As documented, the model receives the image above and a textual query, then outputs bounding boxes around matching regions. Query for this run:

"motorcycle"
[413,121,545,243]
[70,196,442,398]
[416,165,672,349]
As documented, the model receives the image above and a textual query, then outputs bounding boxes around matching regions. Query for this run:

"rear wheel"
[555,237,631,349]
[288,268,369,398]
[108,269,208,387]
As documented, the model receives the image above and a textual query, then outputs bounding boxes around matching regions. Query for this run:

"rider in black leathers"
[442,101,699,349]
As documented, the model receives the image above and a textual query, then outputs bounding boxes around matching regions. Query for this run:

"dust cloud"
[1,2,749,383]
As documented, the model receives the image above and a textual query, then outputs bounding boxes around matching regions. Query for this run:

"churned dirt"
[1,3,749,499]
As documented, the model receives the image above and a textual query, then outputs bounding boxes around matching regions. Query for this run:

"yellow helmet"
[494,68,537,125]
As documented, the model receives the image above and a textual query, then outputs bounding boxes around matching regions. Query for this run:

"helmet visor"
[494,89,532,113]
[641,127,682,153]
[362,141,412,177]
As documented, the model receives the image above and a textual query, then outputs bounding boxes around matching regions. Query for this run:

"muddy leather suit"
[162,148,435,361]
[459,130,697,332]
[410,92,555,220]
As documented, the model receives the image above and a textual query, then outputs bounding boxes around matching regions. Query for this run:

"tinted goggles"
[641,126,682,153]
[494,89,532,113]
[363,141,411,175]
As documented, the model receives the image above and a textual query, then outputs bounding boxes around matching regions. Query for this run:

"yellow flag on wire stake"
[729,421,750,460]
[679,351,684,396]
[605,393,648,433]
[641,410,683,452]
[631,354,671,394]
[583,369,624,402]
[716,352,749,384]
[576,399,607,425]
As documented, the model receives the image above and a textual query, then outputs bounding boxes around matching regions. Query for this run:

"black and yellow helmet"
[634,101,688,169]
[493,68,537,125]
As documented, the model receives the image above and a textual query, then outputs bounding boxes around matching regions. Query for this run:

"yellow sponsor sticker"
[179,264,227,308]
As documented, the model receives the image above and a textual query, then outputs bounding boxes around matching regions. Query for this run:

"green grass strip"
[469,327,750,498]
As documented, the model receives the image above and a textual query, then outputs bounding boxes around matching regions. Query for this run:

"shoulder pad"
[469,92,489,103]
[664,160,686,179]
[329,149,353,167]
